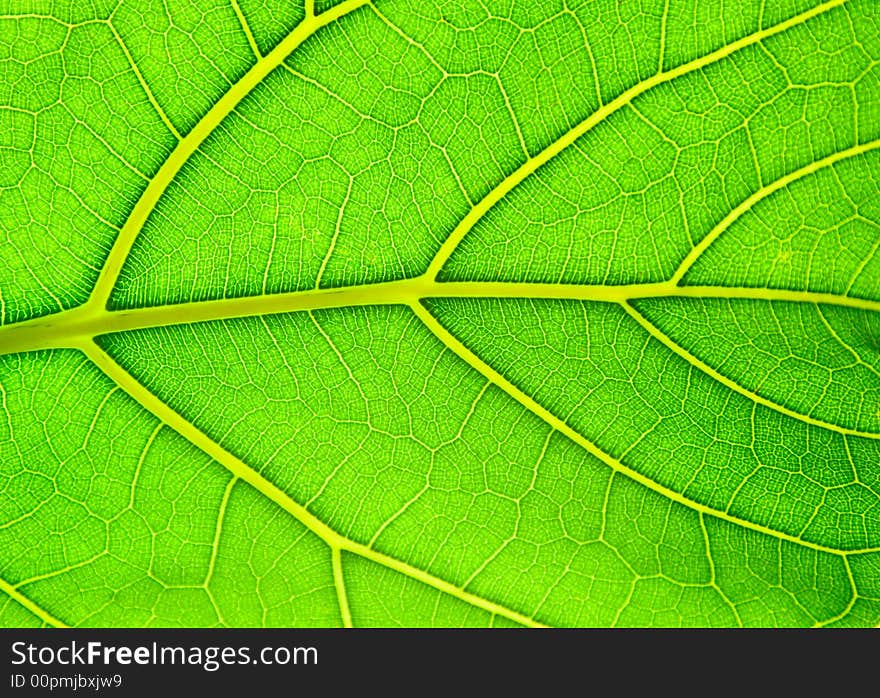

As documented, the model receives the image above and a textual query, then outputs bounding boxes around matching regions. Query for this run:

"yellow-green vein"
[77,339,545,629]
[424,0,847,280]
[622,301,878,439]
[333,548,353,628]
[88,0,372,309]
[0,577,68,628]
[409,301,880,556]
[670,138,880,284]
[3,280,878,359]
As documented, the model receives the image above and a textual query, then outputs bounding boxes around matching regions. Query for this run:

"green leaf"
[0,0,878,628]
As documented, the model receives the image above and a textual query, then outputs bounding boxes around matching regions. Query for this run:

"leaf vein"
[623,301,880,439]
[411,301,880,555]
[77,339,545,628]
[424,0,849,280]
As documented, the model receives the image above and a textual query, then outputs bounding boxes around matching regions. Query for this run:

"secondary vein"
[78,339,545,628]
[670,139,880,284]
[0,576,68,628]
[423,0,847,280]
[86,0,372,311]
[409,301,880,556]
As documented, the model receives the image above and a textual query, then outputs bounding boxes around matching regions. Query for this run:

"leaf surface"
[0,0,879,627]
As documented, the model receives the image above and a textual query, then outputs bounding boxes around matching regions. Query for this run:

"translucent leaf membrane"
[0,13,176,324]
[0,0,878,628]
[2,340,874,627]
[343,555,510,628]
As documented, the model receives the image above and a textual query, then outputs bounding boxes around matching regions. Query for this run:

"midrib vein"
[80,340,545,629]
[2,282,878,356]
[3,279,878,441]
[86,0,372,308]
